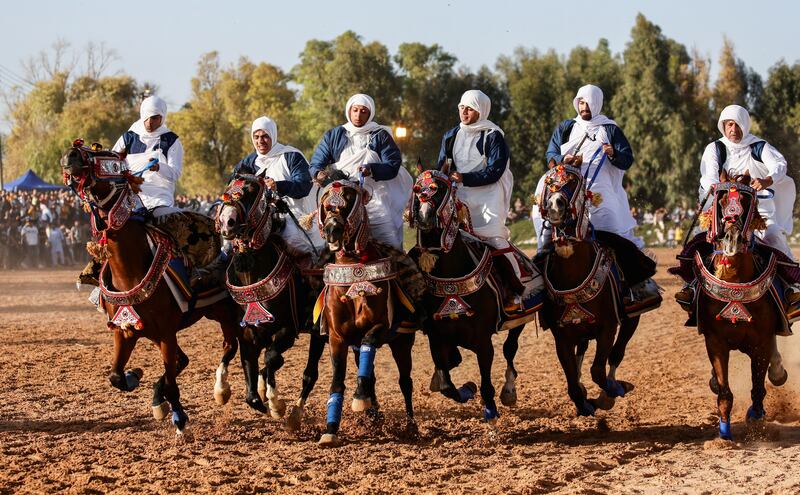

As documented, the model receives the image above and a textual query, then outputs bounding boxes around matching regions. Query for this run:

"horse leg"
[152,346,189,420]
[159,334,189,435]
[429,338,463,393]
[353,325,388,413]
[768,335,788,386]
[477,341,500,423]
[240,335,268,414]
[319,337,348,447]
[427,333,476,403]
[608,316,639,395]
[576,338,589,397]
[286,332,327,432]
[500,325,523,407]
[554,334,594,416]
[389,332,417,436]
[747,349,769,422]
[263,327,294,419]
[706,337,733,440]
[214,318,239,406]
[108,327,141,392]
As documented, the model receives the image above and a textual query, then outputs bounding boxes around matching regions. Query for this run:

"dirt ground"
[2,248,800,494]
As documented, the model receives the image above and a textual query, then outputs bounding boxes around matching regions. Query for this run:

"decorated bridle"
[217,175,275,252]
[408,170,471,253]
[318,179,371,255]
[707,182,758,251]
[538,165,592,245]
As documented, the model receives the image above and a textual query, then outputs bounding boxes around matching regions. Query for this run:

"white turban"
[458,89,503,135]
[717,104,759,148]
[250,116,300,160]
[343,93,390,136]
[130,95,170,138]
[572,84,615,133]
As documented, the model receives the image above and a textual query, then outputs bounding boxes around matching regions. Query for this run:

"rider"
[111,95,182,218]
[309,93,413,250]
[437,89,540,311]
[676,104,799,306]
[232,116,325,259]
[535,84,661,308]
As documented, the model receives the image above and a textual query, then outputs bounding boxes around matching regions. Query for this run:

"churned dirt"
[2,248,800,494]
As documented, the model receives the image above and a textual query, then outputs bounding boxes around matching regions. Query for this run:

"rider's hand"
[265,178,277,191]
[751,176,774,191]
[315,170,328,182]
[359,165,372,177]
[571,154,583,166]
[450,172,463,184]
[563,154,575,164]
[149,162,160,172]
[602,143,615,158]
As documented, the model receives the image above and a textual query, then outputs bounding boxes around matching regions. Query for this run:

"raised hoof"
[269,398,287,419]
[352,397,373,413]
[576,400,596,417]
[214,384,231,405]
[768,368,788,387]
[592,392,615,411]
[746,405,766,422]
[152,401,170,420]
[500,387,517,407]
[719,418,732,440]
[318,433,340,447]
[429,370,446,392]
[285,406,303,432]
[246,397,268,414]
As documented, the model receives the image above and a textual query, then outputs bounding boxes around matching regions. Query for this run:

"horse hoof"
[746,405,766,422]
[429,370,446,392]
[719,418,732,440]
[124,369,143,391]
[172,410,188,431]
[318,433,340,447]
[457,382,478,402]
[768,368,788,387]
[577,400,596,417]
[605,379,628,398]
[592,392,615,411]
[620,381,635,394]
[214,384,231,405]
[352,397,372,412]
[285,406,303,432]
[500,388,517,407]
[269,398,287,419]
[246,397,268,414]
[709,376,720,395]
[176,425,194,443]
[484,406,500,422]
[152,401,170,420]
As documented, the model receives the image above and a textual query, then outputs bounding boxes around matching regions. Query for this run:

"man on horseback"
[437,89,541,312]
[535,84,661,310]
[676,104,800,307]
[232,116,325,259]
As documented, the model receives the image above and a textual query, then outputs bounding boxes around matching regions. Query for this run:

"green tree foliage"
[565,39,623,114]
[757,61,800,184]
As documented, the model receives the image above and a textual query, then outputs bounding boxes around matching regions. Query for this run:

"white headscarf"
[572,85,616,133]
[251,116,300,160]
[458,90,503,135]
[129,96,171,138]
[717,104,760,149]
[343,94,391,136]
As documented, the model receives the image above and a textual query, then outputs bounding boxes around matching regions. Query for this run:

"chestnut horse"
[217,174,326,430]
[62,140,240,435]
[315,176,416,446]
[538,165,644,416]
[409,169,539,421]
[693,176,789,440]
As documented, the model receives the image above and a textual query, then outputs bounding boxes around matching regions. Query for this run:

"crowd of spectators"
[631,205,694,247]
[175,194,218,216]
[0,189,91,269]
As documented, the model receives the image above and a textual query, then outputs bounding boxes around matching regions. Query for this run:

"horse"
[315,175,417,446]
[537,164,646,416]
[408,168,540,422]
[688,173,790,440]
[217,174,326,430]
[61,139,241,435]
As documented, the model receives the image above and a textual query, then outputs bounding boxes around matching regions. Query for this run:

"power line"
[0,64,33,89]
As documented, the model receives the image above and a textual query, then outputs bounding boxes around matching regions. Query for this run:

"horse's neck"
[550,241,597,286]
[714,252,757,282]
[235,240,280,285]
[105,221,152,291]
[427,232,471,278]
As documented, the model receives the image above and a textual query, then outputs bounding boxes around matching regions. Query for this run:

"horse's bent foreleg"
[427,333,475,402]
[287,332,327,432]
[706,336,733,440]
[239,336,267,414]
[389,332,416,421]
[262,326,294,419]
[500,325,523,407]
[554,334,594,416]
[319,337,349,447]
[109,327,141,392]
[747,349,769,421]
[607,316,639,394]
[768,335,788,386]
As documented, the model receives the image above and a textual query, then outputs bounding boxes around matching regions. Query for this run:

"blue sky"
[0,0,796,119]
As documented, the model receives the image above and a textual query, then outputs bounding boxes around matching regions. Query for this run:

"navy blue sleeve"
[545,120,571,167]
[275,152,313,199]
[436,133,448,170]
[231,154,257,178]
[461,131,509,187]
[365,130,402,181]
[309,130,336,179]
[606,125,634,170]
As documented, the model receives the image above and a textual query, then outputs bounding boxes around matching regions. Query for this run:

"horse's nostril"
[226,218,236,227]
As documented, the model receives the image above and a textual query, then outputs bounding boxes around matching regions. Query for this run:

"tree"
[757,61,800,188]
[565,39,623,115]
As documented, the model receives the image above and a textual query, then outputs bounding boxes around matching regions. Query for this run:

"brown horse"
[692,175,788,440]
[538,165,644,416]
[217,174,326,430]
[408,169,540,421]
[61,140,240,435]
[315,174,416,446]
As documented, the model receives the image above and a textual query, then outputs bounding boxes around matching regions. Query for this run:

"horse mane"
[318,169,351,188]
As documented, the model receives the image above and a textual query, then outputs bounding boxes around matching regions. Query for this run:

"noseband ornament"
[708,182,757,247]
[410,170,463,253]
[539,165,590,244]
[319,180,370,255]
[218,176,274,251]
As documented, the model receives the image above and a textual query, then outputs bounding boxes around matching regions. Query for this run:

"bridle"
[217,175,276,252]
[708,181,758,256]
[538,165,592,245]
[409,170,467,253]
[318,179,370,255]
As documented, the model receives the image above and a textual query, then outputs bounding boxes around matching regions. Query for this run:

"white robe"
[112,134,183,211]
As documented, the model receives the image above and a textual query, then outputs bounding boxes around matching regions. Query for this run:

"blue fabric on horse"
[326,392,344,425]
[357,344,377,378]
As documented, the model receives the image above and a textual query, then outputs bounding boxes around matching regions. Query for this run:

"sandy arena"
[2,248,800,494]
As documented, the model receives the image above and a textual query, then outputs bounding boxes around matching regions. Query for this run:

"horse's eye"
[413,185,421,194]
[429,184,438,190]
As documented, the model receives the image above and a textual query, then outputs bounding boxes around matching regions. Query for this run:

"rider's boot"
[79,258,102,287]
[191,243,232,289]
[785,283,800,306]
[675,280,696,310]
[533,221,553,263]
[624,277,663,316]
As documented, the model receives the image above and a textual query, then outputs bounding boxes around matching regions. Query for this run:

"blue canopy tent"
[3,169,65,191]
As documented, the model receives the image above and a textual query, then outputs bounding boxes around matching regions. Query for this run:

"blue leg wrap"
[606,378,625,398]
[124,371,140,390]
[484,406,500,421]
[172,409,188,429]
[719,418,732,440]
[747,405,765,421]
[326,392,344,425]
[357,344,376,378]
[457,385,475,402]
[577,400,596,417]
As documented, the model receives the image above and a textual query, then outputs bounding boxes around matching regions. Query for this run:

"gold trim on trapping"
[423,248,493,297]
[695,252,776,323]
[226,248,294,304]
[323,257,395,286]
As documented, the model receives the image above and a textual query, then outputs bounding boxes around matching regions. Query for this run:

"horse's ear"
[719,168,728,183]
[415,156,423,175]
[742,169,751,185]
[441,158,452,176]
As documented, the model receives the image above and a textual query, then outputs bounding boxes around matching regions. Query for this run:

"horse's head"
[538,165,590,244]
[411,170,454,230]
[217,175,278,247]
[708,180,763,256]
[318,177,368,253]
[61,139,135,210]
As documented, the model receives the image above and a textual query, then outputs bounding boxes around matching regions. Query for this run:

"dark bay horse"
[408,169,539,421]
[217,174,326,430]
[62,140,240,435]
[691,176,789,440]
[315,176,416,446]
[538,165,642,416]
